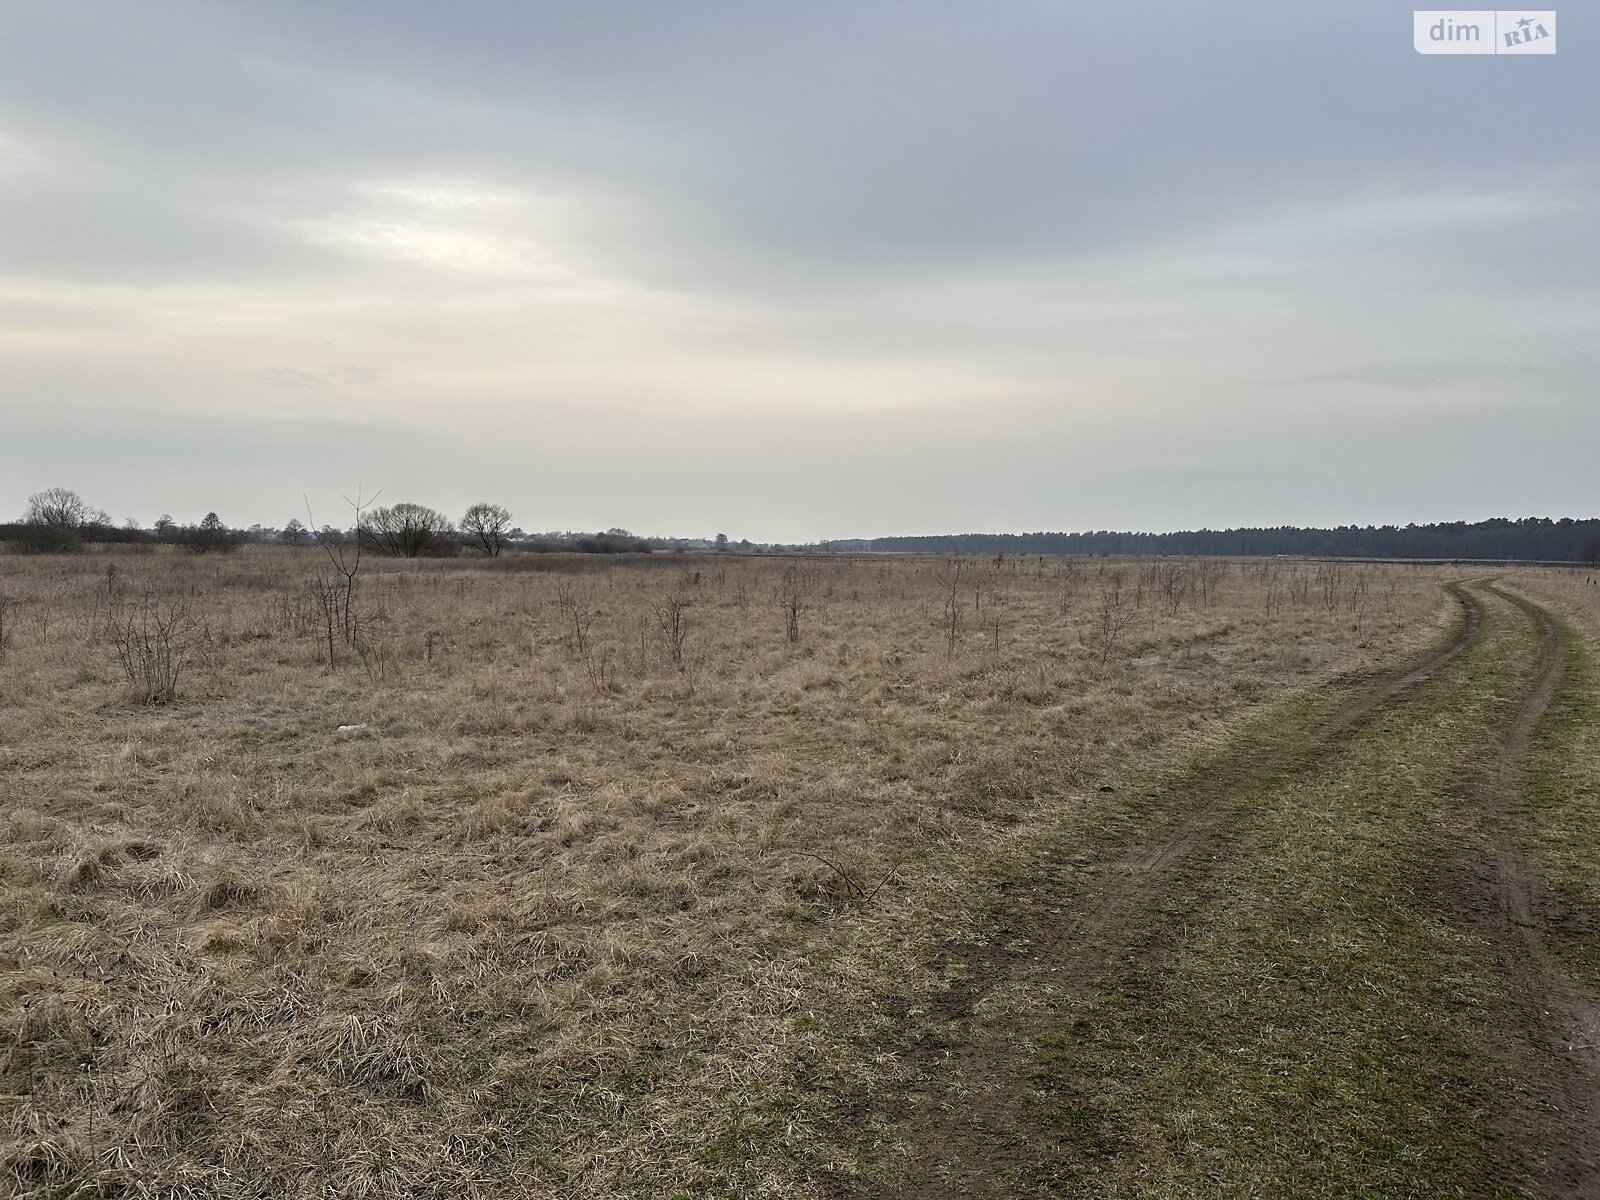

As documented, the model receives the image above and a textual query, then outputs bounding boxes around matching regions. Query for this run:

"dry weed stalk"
[0,592,13,663]
[940,562,963,655]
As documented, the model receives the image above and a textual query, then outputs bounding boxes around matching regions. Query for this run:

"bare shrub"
[1150,560,1192,613]
[985,582,1008,662]
[305,488,375,663]
[1086,568,1135,667]
[655,592,692,670]
[555,583,594,657]
[940,563,963,655]
[111,595,195,703]
[353,608,397,682]
[1058,558,1078,614]
[779,567,807,643]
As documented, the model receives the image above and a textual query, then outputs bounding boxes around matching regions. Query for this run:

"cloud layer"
[1,1,1594,538]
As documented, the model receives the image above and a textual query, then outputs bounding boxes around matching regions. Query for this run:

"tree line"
[837,518,1600,562]
[0,490,657,556]
[10,489,1597,562]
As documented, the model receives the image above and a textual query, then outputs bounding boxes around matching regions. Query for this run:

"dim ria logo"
[1415,10,1556,53]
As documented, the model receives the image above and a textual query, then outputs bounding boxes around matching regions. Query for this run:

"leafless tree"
[17,487,105,552]
[460,502,512,557]
[26,487,95,529]
[362,503,455,558]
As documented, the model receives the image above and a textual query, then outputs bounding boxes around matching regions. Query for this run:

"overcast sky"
[0,2,1594,540]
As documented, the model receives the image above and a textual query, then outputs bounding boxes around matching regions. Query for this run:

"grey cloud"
[258,365,385,390]
[1275,359,1548,390]
[0,1,1595,538]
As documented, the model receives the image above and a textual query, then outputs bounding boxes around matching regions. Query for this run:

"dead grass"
[0,547,1453,1197]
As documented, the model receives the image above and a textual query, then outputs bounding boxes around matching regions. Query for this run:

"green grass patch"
[1028,589,1540,1197]
[1510,604,1600,994]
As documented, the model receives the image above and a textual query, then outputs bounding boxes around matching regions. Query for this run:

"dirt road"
[832,582,1600,1198]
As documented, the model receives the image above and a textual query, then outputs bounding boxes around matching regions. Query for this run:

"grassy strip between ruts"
[1506,595,1600,999]
[1023,586,1545,1198]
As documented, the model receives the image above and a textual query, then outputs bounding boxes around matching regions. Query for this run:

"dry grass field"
[0,548,1502,1197]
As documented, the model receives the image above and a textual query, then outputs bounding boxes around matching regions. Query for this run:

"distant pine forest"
[836,518,1600,562]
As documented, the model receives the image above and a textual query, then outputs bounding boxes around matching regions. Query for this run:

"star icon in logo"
[1517,15,1534,29]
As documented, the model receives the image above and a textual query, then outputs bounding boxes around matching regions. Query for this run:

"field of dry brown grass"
[0,547,1457,1198]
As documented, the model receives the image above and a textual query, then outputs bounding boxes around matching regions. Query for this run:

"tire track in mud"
[832,584,1489,1200]
[1464,584,1600,1198]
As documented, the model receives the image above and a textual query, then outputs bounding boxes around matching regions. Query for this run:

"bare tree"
[460,502,512,557]
[362,503,455,558]
[26,487,95,529]
[17,488,102,552]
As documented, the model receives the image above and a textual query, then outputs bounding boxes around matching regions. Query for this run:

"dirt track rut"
[831,582,1599,1199]
[1472,585,1600,1197]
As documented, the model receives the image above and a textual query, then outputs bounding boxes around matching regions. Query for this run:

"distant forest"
[840,518,1600,562]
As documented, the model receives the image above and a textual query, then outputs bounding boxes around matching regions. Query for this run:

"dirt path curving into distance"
[1471,584,1600,1198]
[829,581,1600,1199]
